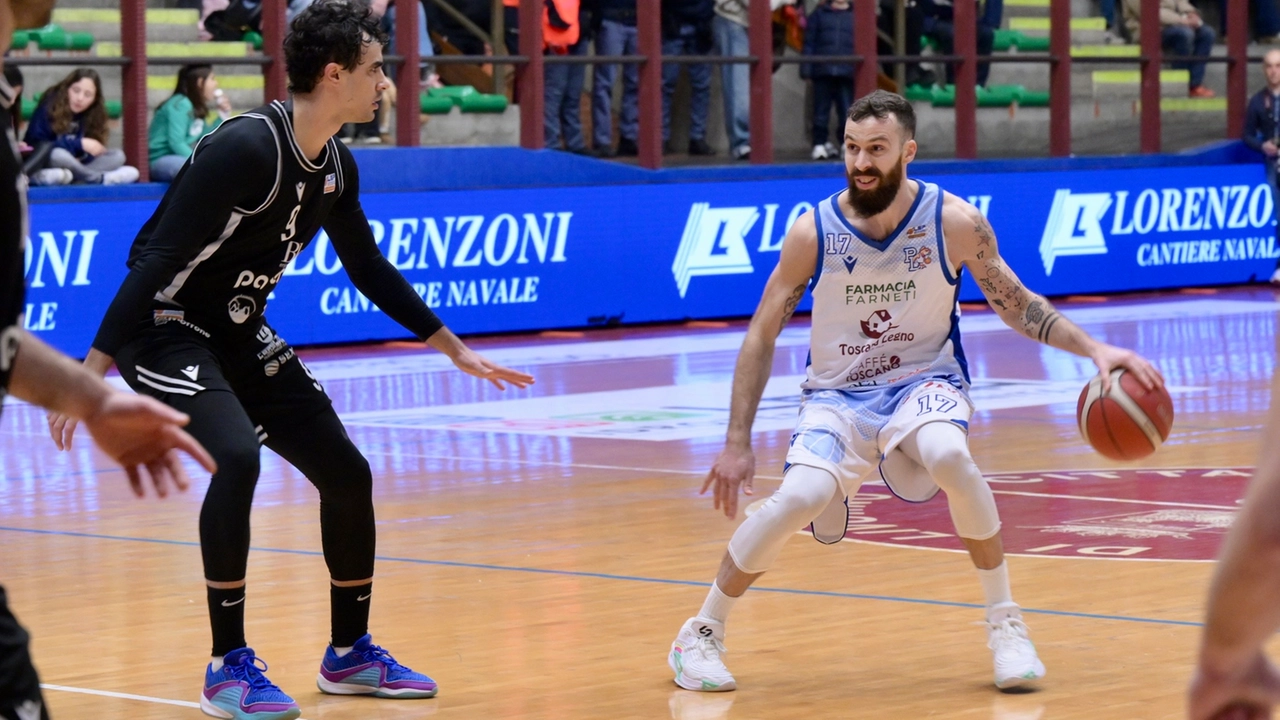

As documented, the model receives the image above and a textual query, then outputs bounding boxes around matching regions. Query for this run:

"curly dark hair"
[284,0,388,95]
[847,90,916,139]
[44,68,108,143]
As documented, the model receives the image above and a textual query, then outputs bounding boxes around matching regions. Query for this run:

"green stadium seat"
[459,93,508,113]
[105,100,121,119]
[929,84,1024,107]
[67,32,94,51]
[420,94,454,114]
[20,99,36,121]
[11,30,29,49]
[904,83,934,102]
[428,85,477,106]
[1014,33,1050,51]
[35,29,69,51]
[243,31,263,50]
[993,29,1017,52]
[1016,89,1051,107]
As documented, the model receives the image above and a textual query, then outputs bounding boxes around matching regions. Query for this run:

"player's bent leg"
[260,403,436,700]
[899,422,1045,690]
[670,464,841,692]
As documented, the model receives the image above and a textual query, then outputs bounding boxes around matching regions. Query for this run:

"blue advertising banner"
[23,162,1275,355]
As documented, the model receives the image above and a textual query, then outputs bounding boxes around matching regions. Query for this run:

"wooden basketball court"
[1,285,1275,720]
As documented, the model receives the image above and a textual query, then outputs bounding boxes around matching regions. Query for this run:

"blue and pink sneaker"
[316,634,438,698]
[200,647,301,720]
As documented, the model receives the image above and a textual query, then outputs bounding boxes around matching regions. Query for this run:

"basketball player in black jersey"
[46,2,533,718]
[1,2,217,719]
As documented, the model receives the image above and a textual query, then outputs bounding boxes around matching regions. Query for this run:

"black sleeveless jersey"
[92,100,442,356]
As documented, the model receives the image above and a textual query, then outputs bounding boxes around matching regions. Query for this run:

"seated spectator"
[802,0,854,160]
[3,64,22,139]
[1122,0,1216,98]
[661,0,713,155]
[23,69,139,185]
[149,65,230,182]
[920,0,996,87]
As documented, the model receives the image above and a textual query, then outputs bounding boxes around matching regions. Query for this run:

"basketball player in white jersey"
[667,90,1165,693]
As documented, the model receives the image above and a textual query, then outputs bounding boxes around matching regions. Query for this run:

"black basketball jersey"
[93,100,441,357]
[136,100,347,330]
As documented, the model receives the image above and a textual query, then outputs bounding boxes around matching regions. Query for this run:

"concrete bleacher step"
[51,8,199,44]
[1092,69,1192,98]
[1008,16,1112,44]
[96,41,251,58]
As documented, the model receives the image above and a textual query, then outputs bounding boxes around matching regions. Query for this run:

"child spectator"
[23,68,138,185]
[801,0,854,160]
[149,64,231,182]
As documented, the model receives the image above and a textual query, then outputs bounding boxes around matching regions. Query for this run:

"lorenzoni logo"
[672,203,759,297]
[747,467,1250,561]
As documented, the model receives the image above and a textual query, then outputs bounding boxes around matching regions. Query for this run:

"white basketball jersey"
[802,180,970,391]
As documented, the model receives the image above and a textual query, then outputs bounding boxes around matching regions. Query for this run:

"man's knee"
[1164,25,1194,51]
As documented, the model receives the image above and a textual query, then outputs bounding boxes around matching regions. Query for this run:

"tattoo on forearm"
[1026,301,1045,325]
[780,284,806,331]
[1037,312,1062,343]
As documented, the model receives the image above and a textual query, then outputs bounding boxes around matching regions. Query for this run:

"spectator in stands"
[802,0,854,160]
[594,0,640,156]
[23,68,138,186]
[1122,0,1216,98]
[714,0,789,161]
[878,0,936,87]
[3,64,22,138]
[920,0,997,87]
[661,0,714,155]
[149,65,231,183]
[546,0,590,154]
[1243,49,1280,283]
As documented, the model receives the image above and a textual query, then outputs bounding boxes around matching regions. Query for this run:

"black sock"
[331,582,372,648]
[207,586,247,657]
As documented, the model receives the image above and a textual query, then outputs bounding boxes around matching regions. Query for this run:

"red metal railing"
[4,0,1260,172]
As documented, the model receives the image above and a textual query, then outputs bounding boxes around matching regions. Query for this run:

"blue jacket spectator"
[802,0,854,160]
[801,0,854,79]
[22,68,137,185]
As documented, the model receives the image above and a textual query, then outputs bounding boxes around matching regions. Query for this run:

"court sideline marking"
[0,523,1202,628]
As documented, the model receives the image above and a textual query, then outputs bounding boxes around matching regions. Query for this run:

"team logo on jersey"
[227,294,256,324]
[860,309,898,339]
[905,224,928,240]
[902,246,933,271]
[324,173,337,194]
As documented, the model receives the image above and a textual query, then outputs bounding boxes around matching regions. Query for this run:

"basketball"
[1076,369,1174,461]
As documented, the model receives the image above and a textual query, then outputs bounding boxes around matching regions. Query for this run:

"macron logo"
[1039,189,1112,276]
[672,203,759,298]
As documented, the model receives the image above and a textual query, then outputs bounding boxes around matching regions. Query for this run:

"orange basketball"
[1076,369,1174,461]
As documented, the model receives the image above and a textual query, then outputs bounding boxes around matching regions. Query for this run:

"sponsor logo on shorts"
[153,309,211,337]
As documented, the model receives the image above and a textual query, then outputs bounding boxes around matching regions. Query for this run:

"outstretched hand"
[450,348,534,390]
[63,393,216,498]
[1091,342,1164,393]
[700,445,756,519]
[1189,653,1280,720]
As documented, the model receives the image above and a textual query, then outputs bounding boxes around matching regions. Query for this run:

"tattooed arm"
[702,210,818,518]
[942,193,1164,390]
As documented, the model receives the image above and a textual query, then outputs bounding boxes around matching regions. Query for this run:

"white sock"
[695,582,738,625]
[210,656,224,671]
[332,646,353,658]
[977,562,1016,619]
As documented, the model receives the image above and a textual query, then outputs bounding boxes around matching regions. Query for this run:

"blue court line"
[0,524,1203,628]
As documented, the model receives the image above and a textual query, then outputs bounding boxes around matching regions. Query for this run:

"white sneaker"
[732,145,751,161]
[1270,267,1280,285]
[987,611,1046,690]
[824,142,839,157]
[30,168,72,186]
[810,144,829,160]
[668,618,736,692]
[102,166,139,185]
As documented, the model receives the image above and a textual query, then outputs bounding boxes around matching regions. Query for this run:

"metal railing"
[5,0,1259,174]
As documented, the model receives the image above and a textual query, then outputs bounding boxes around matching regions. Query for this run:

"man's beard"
[846,160,905,217]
